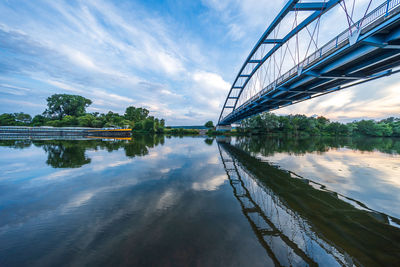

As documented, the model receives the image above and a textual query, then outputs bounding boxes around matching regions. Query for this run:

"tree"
[326,122,345,135]
[0,113,17,126]
[14,112,32,124]
[133,121,144,131]
[91,119,104,128]
[356,120,377,136]
[260,113,279,133]
[31,115,48,126]
[61,115,78,126]
[124,106,149,122]
[46,119,62,127]
[204,138,214,145]
[77,114,96,127]
[105,111,124,127]
[143,118,155,133]
[205,121,214,128]
[43,142,91,168]
[0,112,31,126]
[43,94,92,119]
[374,122,393,137]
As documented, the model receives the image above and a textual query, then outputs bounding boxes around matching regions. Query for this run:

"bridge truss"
[218,141,353,266]
[218,0,400,125]
[218,139,400,265]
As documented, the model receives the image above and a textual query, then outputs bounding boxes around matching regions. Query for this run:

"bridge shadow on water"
[218,139,400,266]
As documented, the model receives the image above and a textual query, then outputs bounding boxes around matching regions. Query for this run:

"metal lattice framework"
[218,0,400,125]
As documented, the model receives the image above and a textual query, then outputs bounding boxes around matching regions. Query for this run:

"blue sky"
[0,0,399,125]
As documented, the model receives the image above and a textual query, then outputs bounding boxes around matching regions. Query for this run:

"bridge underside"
[219,4,400,125]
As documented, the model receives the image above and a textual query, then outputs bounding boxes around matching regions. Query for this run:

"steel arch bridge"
[218,0,400,126]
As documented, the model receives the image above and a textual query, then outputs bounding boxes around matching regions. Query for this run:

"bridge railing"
[222,0,400,124]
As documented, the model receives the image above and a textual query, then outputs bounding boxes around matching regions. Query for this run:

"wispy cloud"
[0,0,398,124]
[275,76,400,122]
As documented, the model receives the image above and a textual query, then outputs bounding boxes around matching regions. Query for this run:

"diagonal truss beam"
[218,0,342,125]
[218,0,299,125]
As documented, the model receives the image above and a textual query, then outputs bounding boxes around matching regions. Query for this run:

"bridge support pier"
[216,125,232,131]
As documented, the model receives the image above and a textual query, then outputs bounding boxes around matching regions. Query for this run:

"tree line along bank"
[0,94,166,133]
[1,94,399,137]
[237,113,400,137]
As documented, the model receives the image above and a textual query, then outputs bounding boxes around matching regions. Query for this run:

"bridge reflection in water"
[218,140,400,266]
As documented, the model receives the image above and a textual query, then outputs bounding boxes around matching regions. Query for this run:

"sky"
[0,0,399,125]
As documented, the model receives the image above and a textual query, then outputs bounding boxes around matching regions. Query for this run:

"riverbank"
[0,126,132,138]
[3,125,398,140]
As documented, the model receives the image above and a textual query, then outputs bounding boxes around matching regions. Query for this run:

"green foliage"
[204,138,214,145]
[46,120,62,127]
[31,115,48,126]
[14,112,32,124]
[143,119,155,133]
[91,119,104,128]
[77,114,96,127]
[124,106,149,122]
[0,136,166,168]
[392,122,400,136]
[104,111,124,127]
[0,113,32,126]
[234,135,400,156]
[164,128,200,135]
[44,94,92,119]
[206,129,219,135]
[239,112,400,137]
[205,120,214,128]
[354,120,395,137]
[0,94,166,132]
[42,141,91,168]
[355,120,376,136]
[0,113,17,126]
[133,121,144,131]
[2,93,398,138]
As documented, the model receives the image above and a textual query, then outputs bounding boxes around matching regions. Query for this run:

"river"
[0,135,399,266]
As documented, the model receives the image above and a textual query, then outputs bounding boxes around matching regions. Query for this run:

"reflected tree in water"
[0,140,32,149]
[0,135,166,168]
[125,134,165,158]
[204,138,214,146]
[235,136,400,156]
[42,141,91,168]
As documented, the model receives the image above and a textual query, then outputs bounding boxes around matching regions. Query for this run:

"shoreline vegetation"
[234,113,400,138]
[1,93,399,137]
[0,93,168,133]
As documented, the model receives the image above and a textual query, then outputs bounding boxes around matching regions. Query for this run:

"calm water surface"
[0,136,399,266]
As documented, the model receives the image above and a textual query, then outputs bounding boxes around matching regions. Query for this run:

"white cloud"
[192,174,227,191]
[61,47,97,70]
[202,0,286,41]
[192,71,231,91]
[274,76,400,122]
[0,0,398,124]
[46,80,85,94]
[156,51,185,75]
